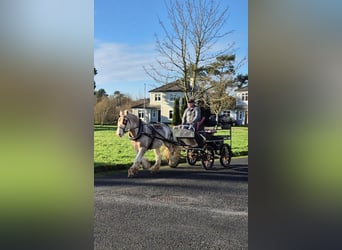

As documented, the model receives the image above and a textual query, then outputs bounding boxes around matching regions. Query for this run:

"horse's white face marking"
[116,115,127,137]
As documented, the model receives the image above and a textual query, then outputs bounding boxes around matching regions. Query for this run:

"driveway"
[95,157,248,250]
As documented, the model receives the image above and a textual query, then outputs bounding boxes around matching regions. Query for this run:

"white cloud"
[94,40,247,97]
[94,42,157,85]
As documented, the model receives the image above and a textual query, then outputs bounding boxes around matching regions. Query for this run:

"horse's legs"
[131,141,150,169]
[141,157,151,169]
[164,143,180,167]
[128,147,147,177]
[150,147,162,174]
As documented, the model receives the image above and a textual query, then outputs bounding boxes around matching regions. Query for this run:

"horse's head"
[116,110,141,137]
[116,110,129,137]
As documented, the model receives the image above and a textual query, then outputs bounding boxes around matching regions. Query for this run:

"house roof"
[236,86,248,92]
[236,105,248,110]
[149,80,183,92]
[130,98,147,108]
[131,103,161,109]
[130,99,160,109]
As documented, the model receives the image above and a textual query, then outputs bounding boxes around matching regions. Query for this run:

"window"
[238,111,243,120]
[242,92,248,101]
[152,111,156,117]
[155,93,161,101]
[169,110,173,119]
[169,94,179,101]
[138,110,144,119]
[222,110,230,116]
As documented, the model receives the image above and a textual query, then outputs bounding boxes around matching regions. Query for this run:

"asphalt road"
[94,157,248,250]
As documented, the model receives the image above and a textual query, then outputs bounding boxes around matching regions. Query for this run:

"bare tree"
[145,0,234,101]
[93,90,134,125]
[94,97,111,125]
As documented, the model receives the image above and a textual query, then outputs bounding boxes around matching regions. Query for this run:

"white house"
[234,86,248,125]
[219,85,248,126]
[131,81,184,124]
[131,81,248,126]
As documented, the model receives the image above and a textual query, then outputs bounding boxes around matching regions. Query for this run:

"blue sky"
[94,0,248,99]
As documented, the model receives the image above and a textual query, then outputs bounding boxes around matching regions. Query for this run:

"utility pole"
[144,83,146,110]
[144,83,147,123]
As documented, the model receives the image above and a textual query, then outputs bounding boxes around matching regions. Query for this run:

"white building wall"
[151,91,184,123]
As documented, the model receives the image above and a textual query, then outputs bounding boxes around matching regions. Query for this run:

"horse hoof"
[150,169,160,174]
[128,172,138,178]
[128,169,138,178]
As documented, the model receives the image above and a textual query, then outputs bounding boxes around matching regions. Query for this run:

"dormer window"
[138,110,144,118]
[155,93,161,101]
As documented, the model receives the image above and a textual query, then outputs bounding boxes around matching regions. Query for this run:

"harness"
[123,117,174,149]
[126,119,144,140]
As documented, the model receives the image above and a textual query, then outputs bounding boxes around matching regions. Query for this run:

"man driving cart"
[181,99,201,130]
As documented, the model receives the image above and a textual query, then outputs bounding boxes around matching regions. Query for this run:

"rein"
[142,124,177,149]
[123,116,175,149]
[127,119,143,140]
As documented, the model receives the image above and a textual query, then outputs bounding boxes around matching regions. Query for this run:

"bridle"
[119,115,132,131]
[121,116,128,128]
[118,115,142,139]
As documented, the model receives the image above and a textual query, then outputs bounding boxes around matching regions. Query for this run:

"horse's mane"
[126,112,140,123]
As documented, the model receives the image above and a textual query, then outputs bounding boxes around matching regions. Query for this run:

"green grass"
[217,127,248,156]
[94,125,248,170]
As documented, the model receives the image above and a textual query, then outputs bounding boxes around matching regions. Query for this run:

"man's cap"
[188,99,195,103]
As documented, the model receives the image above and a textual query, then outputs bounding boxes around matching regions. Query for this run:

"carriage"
[172,124,233,169]
[117,110,232,177]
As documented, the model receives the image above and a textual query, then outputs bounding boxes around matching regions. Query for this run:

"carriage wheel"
[186,149,199,165]
[220,144,232,167]
[201,146,215,170]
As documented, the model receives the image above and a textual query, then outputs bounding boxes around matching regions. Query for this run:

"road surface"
[95,157,248,250]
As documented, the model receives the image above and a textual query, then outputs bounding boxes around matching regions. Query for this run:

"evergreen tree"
[172,98,181,125]
[235,74,248,88]
[95,88,108,102]
[180,96,187,120]
[94,67,98,95]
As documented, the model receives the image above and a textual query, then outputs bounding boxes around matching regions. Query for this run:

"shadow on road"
[95,161,248,188]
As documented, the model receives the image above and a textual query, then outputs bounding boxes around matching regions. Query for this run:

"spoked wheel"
[186,149,199,165]
[220,144,232,167]
[201,146,215,170]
